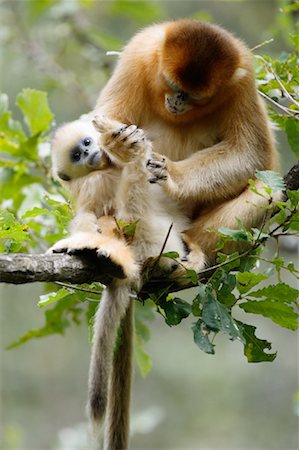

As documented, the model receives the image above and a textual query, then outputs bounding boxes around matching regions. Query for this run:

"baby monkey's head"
[51,120,110,183]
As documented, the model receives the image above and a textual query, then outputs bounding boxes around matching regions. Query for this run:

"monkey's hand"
[93,115,151,164]
[146,153,168,184]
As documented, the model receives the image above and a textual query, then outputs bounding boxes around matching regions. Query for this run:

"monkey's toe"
[50,247,68,254]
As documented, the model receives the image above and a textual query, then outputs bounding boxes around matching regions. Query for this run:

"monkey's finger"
[92,115,113,133]
[146,158,166,168]
[148,174,167,184]
[50,247,68,254]
[93,115,126,134]
[114,124,138,142]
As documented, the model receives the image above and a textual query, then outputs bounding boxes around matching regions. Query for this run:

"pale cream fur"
[48,115,188,450]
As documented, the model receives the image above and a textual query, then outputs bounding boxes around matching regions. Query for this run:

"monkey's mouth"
[87,151,101,166]
[165,94,193,115]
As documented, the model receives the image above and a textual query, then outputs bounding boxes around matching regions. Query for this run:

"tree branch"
[1,162,298,288]
[0,253,112,285]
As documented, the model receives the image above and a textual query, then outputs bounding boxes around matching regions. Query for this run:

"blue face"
[70,137,101,167]
[71,137,92,162]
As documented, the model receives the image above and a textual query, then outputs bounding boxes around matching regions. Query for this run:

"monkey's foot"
[147,154,168,184]
[93,115,151,162]
[46,232,137,279]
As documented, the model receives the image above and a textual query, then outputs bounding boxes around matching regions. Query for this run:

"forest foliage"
[0,0,298,375]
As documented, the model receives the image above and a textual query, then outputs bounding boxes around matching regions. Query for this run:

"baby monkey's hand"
[92,115,151,164]
[147,153,168,184]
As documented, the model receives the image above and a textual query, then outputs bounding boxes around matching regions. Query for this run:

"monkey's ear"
[58,172,71,181]
[231,67,247,83]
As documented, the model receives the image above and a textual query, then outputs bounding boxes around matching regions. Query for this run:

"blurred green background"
[0,1,298,449]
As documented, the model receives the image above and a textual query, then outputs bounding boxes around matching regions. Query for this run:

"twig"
[259,91,299,120]
[256,55,299,110]
[55,281,103,295]
[251,38,274,52]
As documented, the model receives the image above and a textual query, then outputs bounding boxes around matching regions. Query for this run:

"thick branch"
[0,162,298,287]
[0,253,112,285]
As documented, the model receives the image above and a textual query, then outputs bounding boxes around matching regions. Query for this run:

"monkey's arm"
[93,115,152,221]
[148,126,275,203]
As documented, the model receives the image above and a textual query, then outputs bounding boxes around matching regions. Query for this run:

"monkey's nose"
[175,91,187,101]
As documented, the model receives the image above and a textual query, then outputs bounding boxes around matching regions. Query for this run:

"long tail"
[103,303,133,450]
[87,281,131,429]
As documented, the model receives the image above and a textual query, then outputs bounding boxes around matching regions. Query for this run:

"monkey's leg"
[184,182,282,262]
[103,302,133,450]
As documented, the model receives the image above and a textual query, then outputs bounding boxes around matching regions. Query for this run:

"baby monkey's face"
[51,120,110,182]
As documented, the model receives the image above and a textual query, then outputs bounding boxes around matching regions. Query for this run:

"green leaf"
[285,119,299,157]
[0,208,32,252]
[288,211,299,231]
[161,297,192,326]
[0,111,26,142]
[218,227,249,241]
[286,189,299,207]
[21,207,49,221]
[237,272,269,294]
[134,341,152,377]
[212,270,237,307]
[162,251,180,259]
[7,295,84,349]
[247,283,299,303]
[192,319,215,354]
[216,251,241,271]
[201,287,244,342]
[192,294,202,317]
[16,89,53,135]
[237,322,277,363]
[38,288,82,308]
[255,170,286,193]
[134,302,154,377]
[239,300,298,330]
[185,268,198,285]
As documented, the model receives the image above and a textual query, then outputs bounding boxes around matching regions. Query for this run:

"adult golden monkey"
[50,19,280,450]
[96,19,279,264]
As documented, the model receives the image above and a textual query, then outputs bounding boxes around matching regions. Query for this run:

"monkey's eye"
[163,75,181,93]
[73,151,81,161]
[83,137,92,146]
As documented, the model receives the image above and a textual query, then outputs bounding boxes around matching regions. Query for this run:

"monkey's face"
[157,20,243,122]
[51,121,110,182]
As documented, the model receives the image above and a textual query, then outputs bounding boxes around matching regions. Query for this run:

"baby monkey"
[48,115,189,449]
